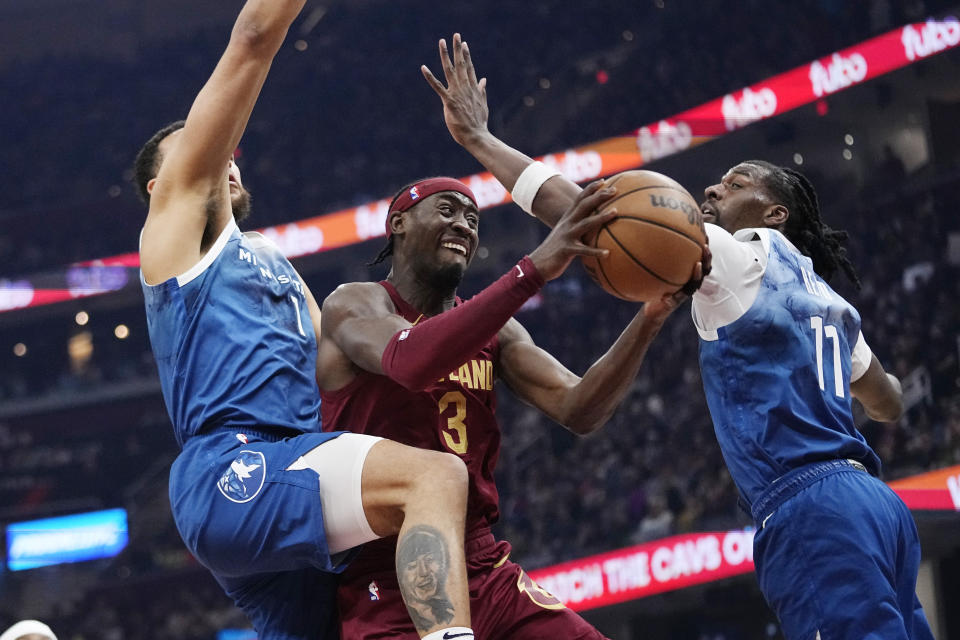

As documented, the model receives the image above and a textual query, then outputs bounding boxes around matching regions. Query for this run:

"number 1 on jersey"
[289,295,306,337]
[809,316,844,398]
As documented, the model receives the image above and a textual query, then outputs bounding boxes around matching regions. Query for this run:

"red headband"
[386,178,478,237]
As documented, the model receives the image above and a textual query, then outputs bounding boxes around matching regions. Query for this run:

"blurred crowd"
[1,160,957,639]
[1,1,959,638]
[0,0,945,275]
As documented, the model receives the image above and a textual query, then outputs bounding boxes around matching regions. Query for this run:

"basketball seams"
[594,246,630,300]
[602,184,697,210]
[584,227,631,300]
[601,227,684,287]
[612,216,705,248]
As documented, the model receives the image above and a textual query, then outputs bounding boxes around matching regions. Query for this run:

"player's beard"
[232,188,252,224]
[427,263,465,292]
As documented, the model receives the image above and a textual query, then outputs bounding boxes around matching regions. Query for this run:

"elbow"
[562,412,606,436]
[886,395,905,422]
[232,19,267,48]
[231,17,286,55]
[568,422,602,436]
[870,397,904,423]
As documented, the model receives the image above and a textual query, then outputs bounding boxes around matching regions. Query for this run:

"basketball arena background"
[0,1,959,638]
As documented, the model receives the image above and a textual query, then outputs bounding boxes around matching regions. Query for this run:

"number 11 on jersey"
[809,315,844,398]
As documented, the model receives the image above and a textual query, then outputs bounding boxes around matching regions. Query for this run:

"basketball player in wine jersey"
[316,171,705,637]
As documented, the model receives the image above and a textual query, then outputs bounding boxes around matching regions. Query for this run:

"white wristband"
[511,161,561,216]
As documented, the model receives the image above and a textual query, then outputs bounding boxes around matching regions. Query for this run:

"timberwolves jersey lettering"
[142,218,320,446]
[696,228,879,507]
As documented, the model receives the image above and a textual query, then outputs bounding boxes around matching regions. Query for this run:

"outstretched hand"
[642,243,713,322]
[421,33,490,148]
[528,180,617,281]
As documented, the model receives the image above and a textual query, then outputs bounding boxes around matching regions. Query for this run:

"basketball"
[581,170,707,302]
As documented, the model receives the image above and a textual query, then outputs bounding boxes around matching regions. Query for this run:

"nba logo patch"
[409,186,420,200]
[368,580,381,601]
[217,450,266,503]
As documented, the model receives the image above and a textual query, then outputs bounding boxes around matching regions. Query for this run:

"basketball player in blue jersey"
[423,34,936,640]
[131,4,479,639]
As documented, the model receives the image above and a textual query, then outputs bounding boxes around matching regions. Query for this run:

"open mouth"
[441,241,468,256]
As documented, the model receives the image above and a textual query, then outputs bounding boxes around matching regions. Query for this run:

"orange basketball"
[581,170,707,302]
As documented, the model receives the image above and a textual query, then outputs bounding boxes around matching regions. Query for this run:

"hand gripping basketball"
[581,170,708,302]
[527,180,617,282]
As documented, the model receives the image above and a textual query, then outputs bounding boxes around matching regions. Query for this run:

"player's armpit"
[850,354,904,423]
[139,194,213,285]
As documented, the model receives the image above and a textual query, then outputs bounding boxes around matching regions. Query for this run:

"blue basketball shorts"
[752,461,934,640]
[169,428,356,639]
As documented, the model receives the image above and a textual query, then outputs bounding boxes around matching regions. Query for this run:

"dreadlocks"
[368,236,395,266]
[744,160,861,289]
[368,178,430,266]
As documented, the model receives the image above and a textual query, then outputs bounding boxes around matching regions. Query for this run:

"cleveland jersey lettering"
[321,280,501,530]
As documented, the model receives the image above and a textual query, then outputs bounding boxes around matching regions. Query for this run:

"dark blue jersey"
[142,218,321,446]
[697,229,880,508]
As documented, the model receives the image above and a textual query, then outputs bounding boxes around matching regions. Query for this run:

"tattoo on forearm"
[396,525,456,631]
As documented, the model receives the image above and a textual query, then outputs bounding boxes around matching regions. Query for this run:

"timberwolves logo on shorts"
[217,450,266,503]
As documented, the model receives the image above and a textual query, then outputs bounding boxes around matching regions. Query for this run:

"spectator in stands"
[0,620,57,640]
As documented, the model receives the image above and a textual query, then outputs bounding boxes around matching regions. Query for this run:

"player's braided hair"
[744,160,861,288]
[368,179,429,266]
[132,120,186,205]
[369,236,395,266]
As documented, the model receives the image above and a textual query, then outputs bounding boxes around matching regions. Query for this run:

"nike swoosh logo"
[443,634,473,640]
[515,264,525,278]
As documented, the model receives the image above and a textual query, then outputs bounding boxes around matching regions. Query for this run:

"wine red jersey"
[321,280,502,533]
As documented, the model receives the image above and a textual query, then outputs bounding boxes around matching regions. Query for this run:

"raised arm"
[141,0,306,284]
[424,34,710,288]
[422,33,580,227]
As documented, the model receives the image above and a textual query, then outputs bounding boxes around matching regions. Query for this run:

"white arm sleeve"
[850,331,872,382]
[691,224,767,335]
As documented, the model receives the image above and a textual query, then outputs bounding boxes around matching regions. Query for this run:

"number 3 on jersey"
[809,316,844,398]
[439,391,468,454]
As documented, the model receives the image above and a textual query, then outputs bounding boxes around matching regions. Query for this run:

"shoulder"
[697,225,766,292]
[706,224,767,257]
[242,230,279,252]
[692,225,768,331]
[322,282,393,318]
